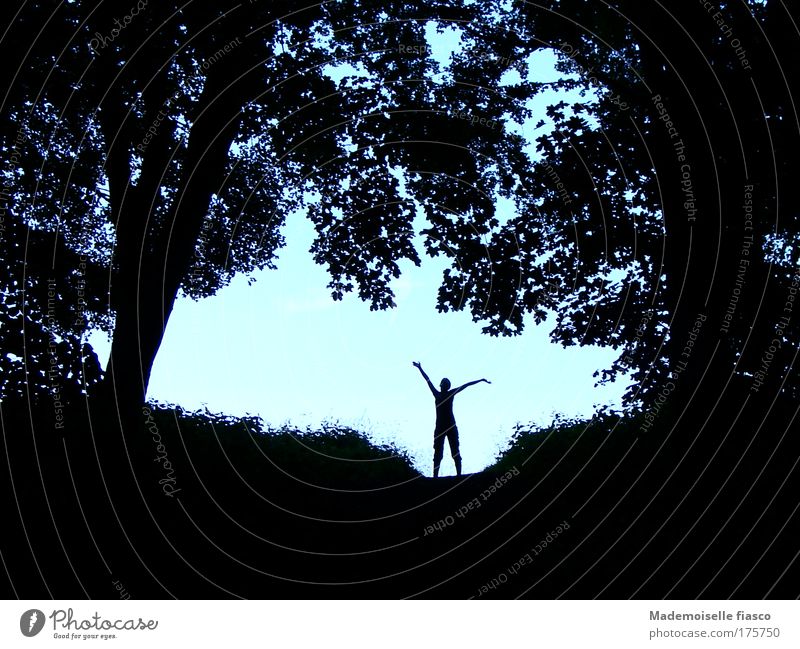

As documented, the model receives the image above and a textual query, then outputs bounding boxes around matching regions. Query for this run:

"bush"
[143,401,421,487]
[487,411,641,475]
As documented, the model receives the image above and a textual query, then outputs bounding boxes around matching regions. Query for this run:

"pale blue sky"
[91,25,630,475]
[142,212,628,475]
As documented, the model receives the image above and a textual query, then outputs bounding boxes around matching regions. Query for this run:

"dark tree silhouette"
[3,0,797,425]
[2,0,800,602]
[0,214,105,406]
[1,0,666,417]
[503,0,800,415]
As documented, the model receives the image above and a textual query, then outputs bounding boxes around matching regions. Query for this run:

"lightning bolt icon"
[29,612,38,632]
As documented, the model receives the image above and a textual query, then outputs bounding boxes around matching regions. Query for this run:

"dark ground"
[1,398,798,599]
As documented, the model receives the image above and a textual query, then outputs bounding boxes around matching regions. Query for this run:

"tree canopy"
[2,0,797,418]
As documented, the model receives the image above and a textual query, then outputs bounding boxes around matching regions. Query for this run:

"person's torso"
[434,391,456,427]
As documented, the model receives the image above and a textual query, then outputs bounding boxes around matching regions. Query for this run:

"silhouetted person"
[413,362,490,477]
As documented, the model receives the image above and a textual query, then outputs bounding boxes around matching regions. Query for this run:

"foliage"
[144,401,421,486]
[488,411,641,476]
[3,0,797,412]
[0,214,105,401]
[1,0,666,406]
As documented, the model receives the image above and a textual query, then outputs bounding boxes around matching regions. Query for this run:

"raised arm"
[453,378,491,395]
[412,362,437,395]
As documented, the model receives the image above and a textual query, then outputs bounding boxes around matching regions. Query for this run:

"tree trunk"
[99,65,244,418]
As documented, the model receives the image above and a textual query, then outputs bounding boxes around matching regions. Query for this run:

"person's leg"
[433,430,445,478]
[447,427,461,476]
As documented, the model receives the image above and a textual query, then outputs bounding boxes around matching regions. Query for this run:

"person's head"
[440,378,451,391]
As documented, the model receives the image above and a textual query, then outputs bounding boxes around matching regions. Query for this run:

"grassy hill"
[2,399,797,598]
